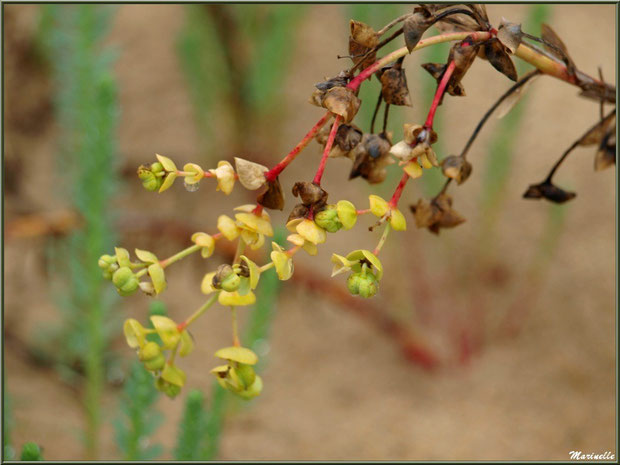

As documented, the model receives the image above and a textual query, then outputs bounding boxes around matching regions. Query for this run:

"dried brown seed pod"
[482,38,518,81]
[441,155,473,184]
[403,11,433,53]
[257,177,285,211]
[410,192,466,235]
[379,58,412,106]
[349,133,393,183]
[349,20,378,70]
[594,129,615,171]
[322,87,361,123]
[292,181,328,208]
[314,71,351,92]
[523,181,576,204]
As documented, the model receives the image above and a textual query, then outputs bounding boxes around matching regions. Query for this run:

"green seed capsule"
[113,267,139,296]
[314,206,343,233]
[347,271,378,298]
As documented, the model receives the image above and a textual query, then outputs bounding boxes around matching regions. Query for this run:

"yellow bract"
[336,200,357,230]
[331,253,355,277]
[218,290,256,307]
[403,161,423,179]
[201,271,217,294]
[345,249,384,281]
[217,215,240,241]
[295,219,326,244]
[150,315,180,349]
[287,234,318,256]
[271,243,294,281]
[209,160,236,195]
[369,195,389,218]
[156,153,177,172]
[183,163,204,185]
[191,232,215,258]
[389,208,407,231]
[123,318,147,349]
[215,346,258,365]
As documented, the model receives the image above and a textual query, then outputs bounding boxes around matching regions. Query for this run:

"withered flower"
[317,121,363,159]
[314,70,351,92]
[421,38,479,99]
[349,132,393,184]
[409,192,466,235]
[257,177,285,211]
[292,181,328,209]
[523,180,576,204]
[349,20,378,70]
[441,155,472,185]
[390,123,439,167]
[378,57,412,106]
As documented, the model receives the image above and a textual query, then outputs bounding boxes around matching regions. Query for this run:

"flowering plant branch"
[99,4,615,400]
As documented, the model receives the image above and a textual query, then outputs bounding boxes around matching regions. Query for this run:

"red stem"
[265,111,330,182]
[388,172,410,208]
[251,204,263,215]
[424,60,456,129]
[313,115,342,185]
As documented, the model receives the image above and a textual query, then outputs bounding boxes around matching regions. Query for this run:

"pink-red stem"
[424,60,456,129]
[388,172,410,208]
[313,115,342,185]
[265,111,331,182]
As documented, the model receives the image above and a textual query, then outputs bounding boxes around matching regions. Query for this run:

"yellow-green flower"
[211,346,263,400]
[156,363,186,398]
[209,160,236,195]
[123,318,149,349]
[234,205,274,250]
[368,195,407,231]
[183,163,204,185]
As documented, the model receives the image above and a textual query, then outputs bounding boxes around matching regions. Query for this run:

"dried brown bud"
[379,58,412,106]
[482,38,517,81]
[496,19,522,54]
[322,87,361,123]
[410,192,466,235]
[292,181,328,208]
[441,155,473,184]
[287,203,309,223]
[523,181,576,204]
[403,12,432,53]
[445,38,480,97]
[257,177,285,211]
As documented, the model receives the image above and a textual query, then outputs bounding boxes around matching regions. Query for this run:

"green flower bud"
[314,206,343,233]
[139,341,162,361]
[212,264,240,292]
[137,165,163,192]
[347,271,378,298]
[98,254,116,270]
[143,354,166,372]
[150,161,164,175]
[235,363,256,389]
[112,267,139,296]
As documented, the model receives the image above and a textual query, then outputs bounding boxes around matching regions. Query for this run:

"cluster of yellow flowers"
[101,122,438,399]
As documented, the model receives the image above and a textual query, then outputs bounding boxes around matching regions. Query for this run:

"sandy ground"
[3,4,616,461]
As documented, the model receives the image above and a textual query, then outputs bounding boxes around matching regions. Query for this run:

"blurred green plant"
[3,385,15,460]
[177,5,305,157]
[173,390,210,460]
[37,4,120,459]
[19,443,44,461]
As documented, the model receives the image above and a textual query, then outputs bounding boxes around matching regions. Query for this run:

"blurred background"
[3,3,616,461]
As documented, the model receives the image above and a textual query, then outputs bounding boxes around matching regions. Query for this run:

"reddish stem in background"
[313,115,342,185]
[265,111,330,182]
[388,172,410,208]
[424,60,456,129]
